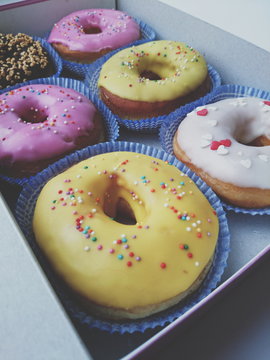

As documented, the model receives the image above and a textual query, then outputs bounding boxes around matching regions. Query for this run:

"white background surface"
[1,0,270,51]
[0,0,24,5]
[1,0,270,52]
[159,0,270,52]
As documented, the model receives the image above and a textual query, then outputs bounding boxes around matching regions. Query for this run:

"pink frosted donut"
[0,84,103,177]
[48,9,140,63]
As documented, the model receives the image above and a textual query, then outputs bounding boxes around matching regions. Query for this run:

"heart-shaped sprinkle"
[261,106,270,113]
[240,101,247,107]
[258,154,269,162]
[197,109,208,116]
[210,141,220,150]
[219,139,232,147]
[240,159,252,168]
[200,139,211,148]
[202,133,213,140]
[263,100,270,106]
[217,145,229,155]
[207,119,218,127]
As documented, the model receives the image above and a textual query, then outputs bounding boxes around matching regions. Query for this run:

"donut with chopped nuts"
[0,84,103,177]
[0,33,52,89]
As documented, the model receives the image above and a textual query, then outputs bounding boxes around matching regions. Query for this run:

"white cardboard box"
[0,1,270,359]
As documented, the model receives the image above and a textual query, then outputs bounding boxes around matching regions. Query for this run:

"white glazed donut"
[173,97,270,208]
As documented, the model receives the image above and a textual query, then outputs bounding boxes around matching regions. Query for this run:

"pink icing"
[48,9,140,52]
[0,84,97,165]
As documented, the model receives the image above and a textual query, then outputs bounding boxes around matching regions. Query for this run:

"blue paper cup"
[33,36,63,78]
[85,46,221,133]
[58,18,156,81]
[0,77,119,186]
[160,84,270,215]
[15,141,230,334]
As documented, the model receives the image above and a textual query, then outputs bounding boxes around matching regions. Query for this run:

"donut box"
[0,1,270,360]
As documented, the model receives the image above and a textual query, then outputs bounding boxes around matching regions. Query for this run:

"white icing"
[240,158,252,168]
[200,139,211,148]
[177,97,270,189]
[202,133,213,140]
[217,145,229,155]
[258,154,268,162]
[207,119,218,127]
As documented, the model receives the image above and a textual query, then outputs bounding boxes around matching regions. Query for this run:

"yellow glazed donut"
[33,152,219,320]
[98,40,211,119]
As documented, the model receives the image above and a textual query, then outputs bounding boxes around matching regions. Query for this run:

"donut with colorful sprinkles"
[0,84,103,177]
[173,97,270,208]
[33,151,219,320]
[98,40,211,119]
[48,9,140,63]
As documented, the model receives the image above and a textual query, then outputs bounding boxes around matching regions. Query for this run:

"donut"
[98,40,211,119]
[0,84,103,177]
[48,9,140,63]
[0,33,52,90]
[33,151,219,320]
[173,97,270,208]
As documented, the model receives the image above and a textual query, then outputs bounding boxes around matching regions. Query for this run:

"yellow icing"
[33,152,219,310]
[97,40,208,102]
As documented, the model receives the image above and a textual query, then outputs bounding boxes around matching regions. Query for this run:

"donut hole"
[139,70,161,81]
[103,182,140,225]
[233,119,269,147]
[17,107,48,124]
[83,25,102,34]
[114,198,137,225]
[239,136,268,147]
[139,60,176,81]
[104,196,137,225]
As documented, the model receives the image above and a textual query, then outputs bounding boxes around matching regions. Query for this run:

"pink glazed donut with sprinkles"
[0,84,103,177]
[48,9,140,63]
